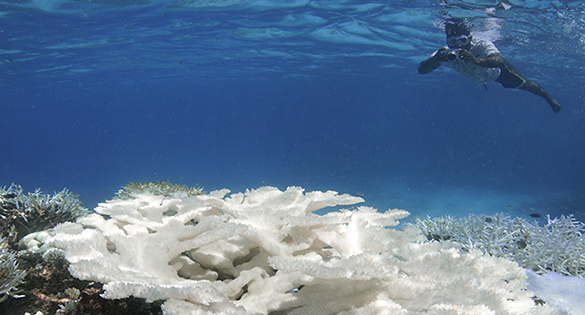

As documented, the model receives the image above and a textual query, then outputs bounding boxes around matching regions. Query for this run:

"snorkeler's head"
[445,19,472,48]
[445,19,471,36]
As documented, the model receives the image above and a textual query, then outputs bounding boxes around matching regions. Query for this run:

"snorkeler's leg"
[520,80,561,113]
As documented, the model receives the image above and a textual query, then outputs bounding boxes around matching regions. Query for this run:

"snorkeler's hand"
[429,48,447,61]
[437,47,449,54]
[459,49,477,64]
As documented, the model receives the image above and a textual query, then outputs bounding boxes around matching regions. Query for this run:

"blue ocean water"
[1,0,584,222]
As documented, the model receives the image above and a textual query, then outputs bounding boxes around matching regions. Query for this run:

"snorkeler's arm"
[460,49,506,68]
[476,53,506,68]
[418,48,448,74]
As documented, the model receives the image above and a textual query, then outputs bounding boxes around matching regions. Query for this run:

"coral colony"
[115,180,205,199]
[0,237,26,303]
[0,184,90,242]
[412,213,585,277]
[1,182,584,314]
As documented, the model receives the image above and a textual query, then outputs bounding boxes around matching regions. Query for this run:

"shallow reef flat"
[1,182,583,315]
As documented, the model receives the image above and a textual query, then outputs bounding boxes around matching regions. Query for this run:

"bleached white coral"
[413,213,585,277]
[47,187,564,314]
[18,230,65,261]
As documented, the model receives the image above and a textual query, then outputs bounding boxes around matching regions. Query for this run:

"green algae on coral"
[116,180,205,199]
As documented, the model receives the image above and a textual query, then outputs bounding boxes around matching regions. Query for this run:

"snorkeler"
[418,19,562,114]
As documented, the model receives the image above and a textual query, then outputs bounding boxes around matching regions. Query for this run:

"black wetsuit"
[496,61,527,88]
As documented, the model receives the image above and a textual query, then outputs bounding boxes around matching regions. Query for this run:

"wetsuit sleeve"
[418,47,450,74]
[430,47,449,60]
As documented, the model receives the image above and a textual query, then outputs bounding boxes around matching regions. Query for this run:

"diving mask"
[447,34,470,48]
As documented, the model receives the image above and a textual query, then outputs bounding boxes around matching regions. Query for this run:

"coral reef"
[0,184,90,244]
[115,180,205,199]
[0,183,167,315]
[412,213,585,277]
[0,237,26,303]
[46,186,563,314]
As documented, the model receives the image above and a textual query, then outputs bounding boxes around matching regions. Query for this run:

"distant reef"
[411,212,585,278]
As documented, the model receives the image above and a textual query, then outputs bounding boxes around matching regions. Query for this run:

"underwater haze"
[1,0,585,222]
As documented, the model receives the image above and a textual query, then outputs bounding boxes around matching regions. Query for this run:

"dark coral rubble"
[1,252,162,315]
[0,183,164,315]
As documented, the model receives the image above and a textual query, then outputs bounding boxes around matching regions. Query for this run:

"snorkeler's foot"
[549,100,561,113]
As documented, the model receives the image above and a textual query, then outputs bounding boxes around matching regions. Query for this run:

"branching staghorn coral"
[412,213,585,277]
[116,180,205,199]
[0,184,90,241]
[0,237,26,303]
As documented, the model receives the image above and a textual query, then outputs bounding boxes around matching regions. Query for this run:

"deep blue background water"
[1,0,584,222]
